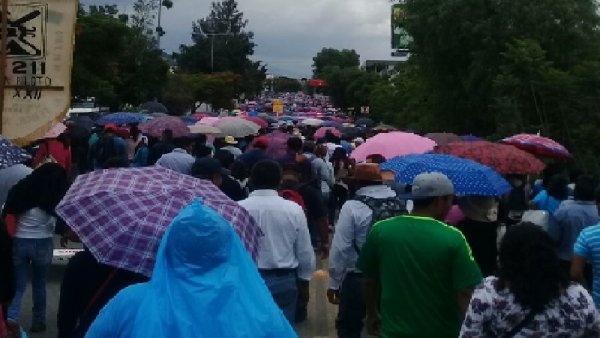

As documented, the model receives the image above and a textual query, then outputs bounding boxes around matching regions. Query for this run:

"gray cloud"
[82,0,393,78]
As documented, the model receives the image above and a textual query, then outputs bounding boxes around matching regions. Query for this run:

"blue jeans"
[8,238,53,323]
[259,270,298,324]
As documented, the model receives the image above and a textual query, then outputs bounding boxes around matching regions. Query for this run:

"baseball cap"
[252,136,269,148]
[410,172,454,199]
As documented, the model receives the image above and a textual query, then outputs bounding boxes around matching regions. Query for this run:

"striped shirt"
[574,223,600,309]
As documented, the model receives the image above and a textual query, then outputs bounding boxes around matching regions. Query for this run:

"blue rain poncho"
[85,200,296,338]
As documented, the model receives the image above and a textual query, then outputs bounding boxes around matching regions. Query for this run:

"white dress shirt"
[328,184,396,290]
[156,148,195,175]
[238,189,316,280]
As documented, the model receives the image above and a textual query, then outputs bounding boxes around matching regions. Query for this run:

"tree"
[269,77,302,93]
[312,48,360,78]
[72,7,169,109]
[176,0,265,97]
[162,72,240,114]
[130,0,159,38]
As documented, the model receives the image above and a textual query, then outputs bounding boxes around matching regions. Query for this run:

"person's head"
[331,147,348,162]
[129,125,140,139]
[314,144,328,158]
[57,132,71,148]
[286,137,303,153]
[496,223,568,311]
[252,136,269,151]
[230,160,248,181]
[303,140,315,154]
[366,154,386,164]
[224,136,238,147]
[410,172,455,221]
[175,137,194,154]
[457,196,499,223]
[281,169,301,189]
[345,163,394,189]
[251,160,282,190]
[161,129,173,143]
[214,149,234,169]
[506,174,527,189]
[574,175,598,201]
[195,134,208,145]
[192,158,223,187]
[193,144,213,158]
[546,174,569,201]
[103,157,130,169]
[103,124,118,136]
[325,130,339,144]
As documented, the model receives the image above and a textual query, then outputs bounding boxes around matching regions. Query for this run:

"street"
[16,240,370,338]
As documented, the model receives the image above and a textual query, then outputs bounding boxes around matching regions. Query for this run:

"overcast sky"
[83,0,393,78]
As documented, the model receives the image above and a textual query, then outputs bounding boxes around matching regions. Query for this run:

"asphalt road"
[16,241,370,338]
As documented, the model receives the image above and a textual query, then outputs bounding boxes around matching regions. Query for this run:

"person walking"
[3,163,69,333]
[33,132,72,174]
[156,137,195,175]
[328,163,406,338]
[221,136,243,158]
[460,223,600,337]
[358,172,482,338]
[148,129,175,165]
[85,201,297,338]
[548,175,599,278]
[238,160,315,324]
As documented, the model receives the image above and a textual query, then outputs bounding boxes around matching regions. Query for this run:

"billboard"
[0,0,77,144]
[391,3,411,51]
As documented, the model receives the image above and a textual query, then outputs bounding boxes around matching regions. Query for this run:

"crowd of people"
[1,97,600,338]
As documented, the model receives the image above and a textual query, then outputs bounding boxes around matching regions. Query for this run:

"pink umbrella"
[139,116,190,138]
[314,127,342,140]
[191,113,211,121]
[500,134,570,159]
[351,132,437,162]
[198,117,220,126]
[264,131,291,159]
[40,122,67,139]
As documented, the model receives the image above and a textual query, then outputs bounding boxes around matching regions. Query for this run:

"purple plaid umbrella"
[56,166,262,277]
[139,116,190,138]
[264,131,291,158]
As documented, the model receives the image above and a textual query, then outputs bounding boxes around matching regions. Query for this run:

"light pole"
[200,19,231,73]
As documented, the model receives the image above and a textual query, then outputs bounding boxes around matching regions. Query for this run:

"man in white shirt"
[156,138,195,175]
[328,163,406,338]
[238,160,315,324]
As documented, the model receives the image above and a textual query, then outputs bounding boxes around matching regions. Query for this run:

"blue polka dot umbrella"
[0,136,30,170]
[380,154,512,196]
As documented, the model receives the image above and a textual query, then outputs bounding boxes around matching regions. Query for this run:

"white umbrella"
[215,117,260,138]
[300,118,324,127]
[189,124,222,135]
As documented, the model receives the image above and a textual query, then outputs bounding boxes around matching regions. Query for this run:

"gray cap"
[411,172,454,199]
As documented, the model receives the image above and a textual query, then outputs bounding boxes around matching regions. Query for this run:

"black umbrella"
[140,101,168,114]
[355,117,374,127]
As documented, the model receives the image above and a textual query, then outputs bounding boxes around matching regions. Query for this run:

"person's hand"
[366,313,381,337]
[298,280,310,304]
[327,288,340,305]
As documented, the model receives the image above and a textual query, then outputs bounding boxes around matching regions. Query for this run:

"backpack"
[279,189,306,211]
[352,195,407,253]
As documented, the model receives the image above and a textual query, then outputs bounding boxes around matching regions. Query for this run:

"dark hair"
[496,223,568,311]
[3,163,69,217]
[174,137,193,149]
[214,149,234,169]
[251,160,282,190]
[366,154,386,164]
[287,137,303,152]
[193,145,213,158]
[103,157,130,169]
[195,134,208,145]
[574,175,598,201]
[161,129,173,142]
[129,125,140,140]
[303,141,315,154]
[331,147,348,161]
[411,197,437,209]
[547,175,569,201]
[230,160,248,181]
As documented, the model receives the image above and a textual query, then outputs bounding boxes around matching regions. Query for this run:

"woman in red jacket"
[33,132,72,174]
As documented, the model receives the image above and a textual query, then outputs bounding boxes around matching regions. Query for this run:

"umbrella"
[372,123,397,131]
[191,113,211,121]
[381,154,512,196]
[181,116,198,126]
[433,141,545,175]
[140,101,168,114]
[189,124,222,135]
[139,116,190,138]
[461,135,482,142]
[215,117,260,138]
[501,134,571,159]
[97,112,148,126]
[198,117,220,126]
[321,121,342,129]
[340,126,363,139]
[68,116,95,140]
[314,127,342,140]
[40,122,67,139]
[0,136,30,169]
[56,167,263,277]
[425,133,462,146]
[258,114,277,124]
[300,118,324,127]
[242,116,269,129]
[355,117,374,127]
[351,132,437,162]
[264,131,291,158]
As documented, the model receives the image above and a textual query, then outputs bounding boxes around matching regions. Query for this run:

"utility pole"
[200,19,231,73]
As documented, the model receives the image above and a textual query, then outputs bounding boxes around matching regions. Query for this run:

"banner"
[272,99,283,114]
[0,0,77,145]
[391,3,411,51]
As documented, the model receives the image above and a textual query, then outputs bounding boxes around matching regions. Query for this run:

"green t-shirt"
[358,215,482,338]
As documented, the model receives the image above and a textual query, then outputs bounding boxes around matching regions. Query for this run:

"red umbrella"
[433,141,545,175]
[242,116,268,129]
[501,134,571,159]
[192,113,211,121]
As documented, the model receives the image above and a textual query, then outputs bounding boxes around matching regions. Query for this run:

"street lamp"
[199,19,232,73]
